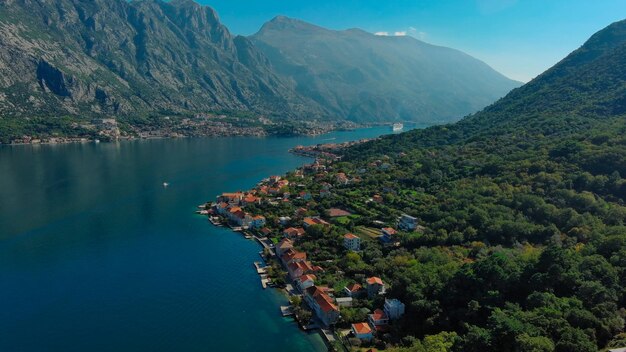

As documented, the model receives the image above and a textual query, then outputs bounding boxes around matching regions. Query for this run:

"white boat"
[392,123,404,132]
[163,182,169,187]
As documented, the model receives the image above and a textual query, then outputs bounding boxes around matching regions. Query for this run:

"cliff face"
[0,0,323,119]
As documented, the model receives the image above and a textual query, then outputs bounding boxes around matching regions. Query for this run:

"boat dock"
[208,216,223,226]
[280,305,294,316]
[253,262,271,289]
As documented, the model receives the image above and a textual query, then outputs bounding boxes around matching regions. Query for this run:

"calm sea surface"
[0,126,407,351]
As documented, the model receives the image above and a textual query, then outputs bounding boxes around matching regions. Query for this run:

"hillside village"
[201,153,421,350]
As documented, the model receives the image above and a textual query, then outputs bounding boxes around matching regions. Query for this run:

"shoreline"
[204,211,336,352]
[202,210,332,350]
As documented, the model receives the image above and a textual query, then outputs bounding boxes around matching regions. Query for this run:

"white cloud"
[375,31,389,36]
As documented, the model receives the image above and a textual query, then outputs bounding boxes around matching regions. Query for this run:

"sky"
[197,0,626,82]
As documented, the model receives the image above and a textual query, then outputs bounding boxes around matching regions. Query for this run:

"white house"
[336,297,353,307]
[343,233,361,251]
[384,298,406,320]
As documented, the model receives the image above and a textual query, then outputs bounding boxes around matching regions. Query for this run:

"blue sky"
[197,0,626,82]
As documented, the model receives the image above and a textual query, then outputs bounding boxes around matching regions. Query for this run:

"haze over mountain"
[327,19,626,351]
[0,0,519,126]
[251,16,521,123]
[360,18,626,152]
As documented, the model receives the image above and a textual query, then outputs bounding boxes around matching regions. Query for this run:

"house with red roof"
[217,192,245,205]
[343,233,361,251]
[283,227,306,239]
[336,173,349,185]
[303,217,330,229]
[296,274,316,291]
[242,194,260,206]
[287,260,322,281]
[368,309,389,329]
[351,322,373,340]
[280,248,307,266]
[366,277,385,298]
[344,283,364,298]
[380,227,397,243]
[275,238,294,257]
[304,286,340,326]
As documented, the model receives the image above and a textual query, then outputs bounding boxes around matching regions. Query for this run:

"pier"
[253,262,271,289]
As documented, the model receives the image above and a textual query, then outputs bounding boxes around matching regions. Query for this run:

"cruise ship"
[392,123,404,132]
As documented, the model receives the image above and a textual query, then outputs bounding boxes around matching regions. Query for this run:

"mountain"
[249,20,626,351]
[339,19,626,350]
[349,18,626,154]
[251,16,522,124]
[0,0,520,129]
[0,0,322,119]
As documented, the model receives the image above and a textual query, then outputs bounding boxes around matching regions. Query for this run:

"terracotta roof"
[370,309,388,321]
[367,277,384,285]
[282,249,307,264]
[346,283,362,292]
[244,195,258,203]
[303,217,329,226]
[344,233,359,240]
[299,274,316,282]
[277,239,293,249]
[305,286,338,313]
[382,227,397,234]
[283,227,305,237]
[352,322,372,335]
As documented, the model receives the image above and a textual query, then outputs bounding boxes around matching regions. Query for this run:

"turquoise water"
[0,126,399,351]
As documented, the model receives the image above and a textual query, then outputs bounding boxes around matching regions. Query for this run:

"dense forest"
[237,19,626,351]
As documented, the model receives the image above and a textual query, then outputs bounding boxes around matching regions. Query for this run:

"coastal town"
[2,113,362,145]
[198,146,422,351]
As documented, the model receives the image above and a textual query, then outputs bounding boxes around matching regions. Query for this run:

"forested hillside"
[253,20,626,351]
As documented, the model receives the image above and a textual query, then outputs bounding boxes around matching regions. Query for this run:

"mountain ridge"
[0,0,520,136]
[251,15,521,123]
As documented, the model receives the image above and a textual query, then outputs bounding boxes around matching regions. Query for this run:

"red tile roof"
[352,322,372,335]
[370,309,388,321]
[307,287,338,313]
[367,277,384,285]
[345,283,362,292]
[303,217,329,226]
[344,233,359,240]
[382,227,397,235]
[299,274,316,282]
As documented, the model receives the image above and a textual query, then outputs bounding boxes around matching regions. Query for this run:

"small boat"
[163,182,169,187]
[392,123,404,132]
